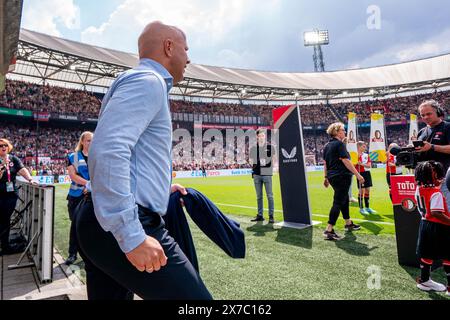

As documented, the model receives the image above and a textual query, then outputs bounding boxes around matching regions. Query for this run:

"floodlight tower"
[304,29,329,72]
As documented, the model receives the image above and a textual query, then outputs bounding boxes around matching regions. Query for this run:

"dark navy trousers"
[75,197,212,300]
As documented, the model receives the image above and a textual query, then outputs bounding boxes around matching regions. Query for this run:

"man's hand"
[415,141,432,153]
[324,178,330,188]
[125,236,168,273]
[171,184,187,195]
[357,174,365,184]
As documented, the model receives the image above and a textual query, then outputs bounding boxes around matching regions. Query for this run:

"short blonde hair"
[326,123,345,138]
[75,132,93,152]
[0,138,13,153]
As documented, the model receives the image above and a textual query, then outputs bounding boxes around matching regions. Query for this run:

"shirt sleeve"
[445,123,450,143]
[430,192,445,212]
[67,154,73,167]
[89,73,165,253]
[338,142,350,160]
[13,156,25,171]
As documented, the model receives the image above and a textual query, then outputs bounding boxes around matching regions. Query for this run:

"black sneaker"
[268,217,275,224]
[251,216,265,222]
[345,221,361,231]
[323,229,341,241]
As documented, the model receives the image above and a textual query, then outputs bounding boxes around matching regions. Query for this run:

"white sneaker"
[417,279,447,292]
[349,197,358,203]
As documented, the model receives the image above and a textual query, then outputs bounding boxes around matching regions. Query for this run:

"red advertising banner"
[390,175,417,208]
[33,112,51,122]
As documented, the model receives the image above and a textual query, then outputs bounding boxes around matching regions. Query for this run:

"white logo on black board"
[282,147,298,163]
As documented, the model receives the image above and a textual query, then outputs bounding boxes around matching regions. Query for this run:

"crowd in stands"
[2,79,448,128]
[334,91,450,124]
[0,80,101,118]
[1,79,449,173]
[171,100,255,117]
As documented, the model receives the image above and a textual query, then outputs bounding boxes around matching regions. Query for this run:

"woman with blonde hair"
[65,131,93,265]
[0,138,36,255]
[322,123,365,240]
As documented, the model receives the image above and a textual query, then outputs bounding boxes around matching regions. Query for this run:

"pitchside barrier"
[8,181,55,283]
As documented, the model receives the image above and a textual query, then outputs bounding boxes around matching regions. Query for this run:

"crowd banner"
[369,113,387,162]
[272,105,313,227]
[409,114,419,145]
[347,112,358,164]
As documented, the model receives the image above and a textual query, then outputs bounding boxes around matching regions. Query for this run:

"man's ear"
[164,39,174,58]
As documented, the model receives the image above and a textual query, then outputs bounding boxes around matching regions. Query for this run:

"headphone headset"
[427,100,446,118]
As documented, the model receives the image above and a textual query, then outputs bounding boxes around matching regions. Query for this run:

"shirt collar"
[139,58,174,92]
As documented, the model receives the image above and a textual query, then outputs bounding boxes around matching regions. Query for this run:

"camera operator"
[415,100,450,210]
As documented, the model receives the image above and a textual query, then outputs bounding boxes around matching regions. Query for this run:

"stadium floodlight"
[304,29,329,72]
[304,30,329,47]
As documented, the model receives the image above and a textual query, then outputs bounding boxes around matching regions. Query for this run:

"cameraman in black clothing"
[415,100,450,210]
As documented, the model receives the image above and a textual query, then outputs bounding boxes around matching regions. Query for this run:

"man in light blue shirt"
[76,21,212,300]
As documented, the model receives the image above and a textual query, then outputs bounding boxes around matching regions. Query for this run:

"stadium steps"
[326,103,345,123]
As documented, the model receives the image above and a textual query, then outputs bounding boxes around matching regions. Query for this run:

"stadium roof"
[12,28,450,102]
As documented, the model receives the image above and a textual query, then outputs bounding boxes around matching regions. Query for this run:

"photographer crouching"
[415,100,450,210]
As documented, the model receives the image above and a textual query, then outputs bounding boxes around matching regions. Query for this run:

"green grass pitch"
[53,169,449,300]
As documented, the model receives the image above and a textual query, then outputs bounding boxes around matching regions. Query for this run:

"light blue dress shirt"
[89,59,173,253]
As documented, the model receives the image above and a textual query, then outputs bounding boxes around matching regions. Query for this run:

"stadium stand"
[1,78,450,172]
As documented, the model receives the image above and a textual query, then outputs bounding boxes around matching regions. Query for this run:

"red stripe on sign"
[273,105,295,128]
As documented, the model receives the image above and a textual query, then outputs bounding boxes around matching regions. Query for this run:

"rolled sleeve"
[338,143,350,160]
[89,73,164,253]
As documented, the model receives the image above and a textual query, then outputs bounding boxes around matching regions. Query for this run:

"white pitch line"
[216,203,395,226]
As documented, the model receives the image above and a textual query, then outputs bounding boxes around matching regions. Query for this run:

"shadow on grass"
[334,233,379,256]
[360,222,384,235]
[361,214,385,221]
[400,265,449,301]
[246,222,277,237]
[275,227,313,249]
[246,223,314,249]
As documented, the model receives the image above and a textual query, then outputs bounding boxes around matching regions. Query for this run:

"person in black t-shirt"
[416,100,450,211]
[0,138,36,255]
[249,129,276,224]
[322,123,365,241]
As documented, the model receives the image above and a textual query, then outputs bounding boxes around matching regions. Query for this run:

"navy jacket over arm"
[165,188,246,272]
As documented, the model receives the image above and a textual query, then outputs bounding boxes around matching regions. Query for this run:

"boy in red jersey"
[414,161,450,295]
[386,143,403,200]
[355,142,376,215]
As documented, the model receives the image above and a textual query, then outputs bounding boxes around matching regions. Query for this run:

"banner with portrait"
[346,112,358,164]
[369,113,387,162]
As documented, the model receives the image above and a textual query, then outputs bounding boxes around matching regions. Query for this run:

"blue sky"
[21,0,450,72]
